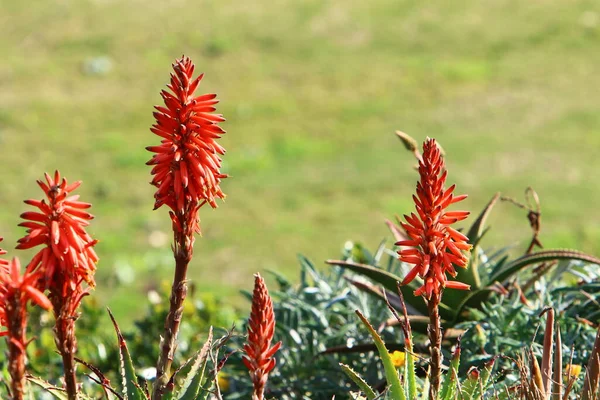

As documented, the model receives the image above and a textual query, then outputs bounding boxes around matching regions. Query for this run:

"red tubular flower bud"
[243,273,282,400]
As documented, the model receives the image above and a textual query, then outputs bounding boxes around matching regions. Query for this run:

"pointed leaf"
[473,358,495,400]
[27,376,68,400]
[439,342,461,400]
[451,288,493,325]
[460,192,501,289]
[355,310,405,400]
[540,308,554,398]
[489,249,600,284]
[345,277,424,316]
[177,327,213,400]
[327,260,435,317]
[582,325,600,400]
[108,308,146,400]
[404,339,417,400]
[340,363,377,400]
[552,321,562,400]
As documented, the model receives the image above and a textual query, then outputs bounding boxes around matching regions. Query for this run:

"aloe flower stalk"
[0,256,52,400]
[147,56,227,399]
[17,171,98,400]
[243,273,281,400]
[397,138,471,399]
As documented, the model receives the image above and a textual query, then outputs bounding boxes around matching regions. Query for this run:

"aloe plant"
[328,133,600,336]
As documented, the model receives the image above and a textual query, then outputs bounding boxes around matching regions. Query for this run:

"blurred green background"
[1,0,599,321]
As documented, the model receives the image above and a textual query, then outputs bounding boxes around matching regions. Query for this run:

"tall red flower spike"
[397,138,472,299]
[243,273,282,400]
[16,171,98,293]
[147,55,227,232]
[0,257,52,400]
[16,171,98,400]
[150,56,228,399]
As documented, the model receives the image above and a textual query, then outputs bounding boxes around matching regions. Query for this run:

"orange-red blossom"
[397,138,472,299]
[146,56,227,234]
[16,171,98,294]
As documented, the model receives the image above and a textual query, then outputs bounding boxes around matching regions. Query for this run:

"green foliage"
[329,192,600,347]
[225,255,401,399]
[124,283,238,370]
[459,267,600,376]
[340,364,377,400]
[355,310,405,400]
[0,286,237,399]
[109,308,148,400]
[3,1,600,319]
[345,308,498,400]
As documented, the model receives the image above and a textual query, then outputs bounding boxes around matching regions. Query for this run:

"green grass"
[1,0,600,321]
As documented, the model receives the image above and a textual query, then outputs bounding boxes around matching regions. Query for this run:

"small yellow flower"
[564,364,582,378]
[390,351,406,368]
[217,371,230,392]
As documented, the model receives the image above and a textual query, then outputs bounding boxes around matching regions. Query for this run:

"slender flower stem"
[147,56,227,400]
[427,292,442,400]
[15,172,98,400]
[51,291,81,400]
[153,211,194,400]
[1,257,52,400]
[6,295,26,400]
[54,315,78,400]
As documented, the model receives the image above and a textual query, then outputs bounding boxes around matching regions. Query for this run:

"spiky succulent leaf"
[177,327,213,400]
[108,308,147,400]
[472,358,495,400]
[27,376,69,400]
[404,340,417,400]
[355,310,405,400]
[439,344,461,400]
[327,260,431,317]
[340,363,377,400]
[489,249,600,284]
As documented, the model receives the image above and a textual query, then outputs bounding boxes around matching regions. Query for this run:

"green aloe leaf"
[460,192,501,289]
[340,363,377,400]
[355,310,405,400]
[439,342,461,400]
[472,358,495,400]
[108,308,147,400]
[404,340,417,400]
[177,327,213,400]
[327,260,444,318]
[27,376,69,400]
[489,249,600,284]
[451,288,494,325]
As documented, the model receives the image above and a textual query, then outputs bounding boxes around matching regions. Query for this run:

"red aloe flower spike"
[16,171,98,400]
[396,137,471,399]
[0,257,52,400]
[397,138,472,299]
[17,171,98,292]
[243,273,282,400]
[146,55,227,221]
[151,56,228,399]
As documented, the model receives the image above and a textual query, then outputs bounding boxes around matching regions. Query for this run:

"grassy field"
[1,0,599,320]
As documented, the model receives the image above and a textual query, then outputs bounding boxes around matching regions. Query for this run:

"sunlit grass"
[1,0,599,321]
